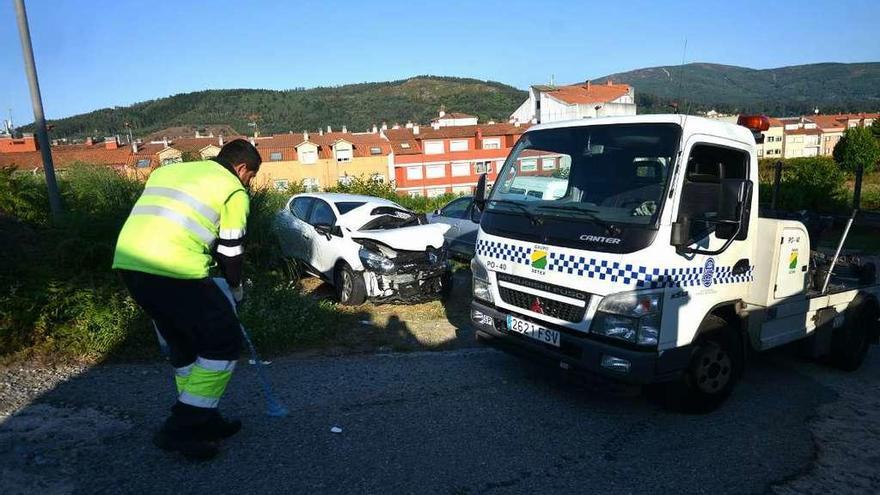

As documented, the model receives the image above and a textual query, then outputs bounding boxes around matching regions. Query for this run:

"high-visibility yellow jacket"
[112,160,249,280]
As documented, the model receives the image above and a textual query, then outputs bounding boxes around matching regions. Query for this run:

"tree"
[833,126,880,174]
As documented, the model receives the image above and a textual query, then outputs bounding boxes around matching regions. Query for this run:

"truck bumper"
[471,301,694,385]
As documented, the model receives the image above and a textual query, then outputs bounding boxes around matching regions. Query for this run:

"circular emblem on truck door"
[702,258,716,287]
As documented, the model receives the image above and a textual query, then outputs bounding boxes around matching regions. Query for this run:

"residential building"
[757,118,785,159]
[253,130,393,192]
[386,121,529,197]
[0,137,131,173]
[431,110,478,127]
[510,80,636,124]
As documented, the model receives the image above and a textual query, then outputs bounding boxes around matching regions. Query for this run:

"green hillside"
[28,77,527,139]
[594,62,880,115]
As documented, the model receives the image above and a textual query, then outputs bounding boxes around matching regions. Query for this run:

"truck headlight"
[591,290,663,346]
[358,247,396,274]
[471,257,494,304]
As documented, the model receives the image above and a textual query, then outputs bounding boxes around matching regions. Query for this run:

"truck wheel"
[662,316,743,414]
[334,262,366,306]
[828,299,876,371]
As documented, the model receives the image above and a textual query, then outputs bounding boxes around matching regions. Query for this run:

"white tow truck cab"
[469,114,880,411]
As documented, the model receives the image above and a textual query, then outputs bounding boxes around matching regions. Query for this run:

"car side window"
[291,198,314,221]
[440,198,471,219]
[309,200,336,226]
[677,144,749,243]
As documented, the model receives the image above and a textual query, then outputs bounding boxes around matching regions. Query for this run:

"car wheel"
[334,262,366,306]
[659,316,743,414]
[828,297,876,371]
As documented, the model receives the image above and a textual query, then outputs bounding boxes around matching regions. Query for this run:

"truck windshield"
[487,123,681,228]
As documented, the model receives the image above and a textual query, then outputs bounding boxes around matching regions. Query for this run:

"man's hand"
[231,284,244,304]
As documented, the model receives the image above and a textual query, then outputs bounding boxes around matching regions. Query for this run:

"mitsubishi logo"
[530,297,545,314]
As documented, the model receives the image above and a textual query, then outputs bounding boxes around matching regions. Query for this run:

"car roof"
[295,193,401,207]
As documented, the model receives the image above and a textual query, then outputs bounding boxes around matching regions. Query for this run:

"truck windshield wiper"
[535,204,616,232]
[487,199,543,226]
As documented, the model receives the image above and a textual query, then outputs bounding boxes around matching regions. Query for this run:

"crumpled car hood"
[352,223,450,251]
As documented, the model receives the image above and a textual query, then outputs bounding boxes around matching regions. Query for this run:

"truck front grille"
[496,273,589,323]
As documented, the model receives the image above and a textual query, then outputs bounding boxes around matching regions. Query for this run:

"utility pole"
[14,0,62,220]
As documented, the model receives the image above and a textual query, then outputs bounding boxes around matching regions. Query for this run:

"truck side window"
[677,144,749,243]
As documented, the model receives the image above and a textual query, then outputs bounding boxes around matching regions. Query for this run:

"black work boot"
[153,429,219,460]
[153,402,220,460]
[192,411,242,441]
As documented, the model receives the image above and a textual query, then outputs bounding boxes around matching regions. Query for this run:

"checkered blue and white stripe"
[475,240,532,265]
[477,240,754,288]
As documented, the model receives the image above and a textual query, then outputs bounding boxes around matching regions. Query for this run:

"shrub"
[775,157,848,212]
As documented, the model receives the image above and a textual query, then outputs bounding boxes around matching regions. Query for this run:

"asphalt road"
[2,345,879,495]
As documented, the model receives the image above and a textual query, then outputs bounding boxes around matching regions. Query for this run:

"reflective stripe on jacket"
[112,160,249,279]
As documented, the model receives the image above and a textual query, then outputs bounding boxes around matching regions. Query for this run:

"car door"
[457,201,481,259]
[278,196,314,261]
[430,196,471,254]
[306,199,343,276]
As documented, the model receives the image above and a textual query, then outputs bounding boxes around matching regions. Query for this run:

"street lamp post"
[14,0,62,220]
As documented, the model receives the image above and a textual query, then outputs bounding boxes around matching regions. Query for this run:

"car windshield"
[488,123,681,227]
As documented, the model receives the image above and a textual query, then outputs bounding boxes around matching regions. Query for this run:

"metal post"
[14,0,62,220]
[821,164,864,295]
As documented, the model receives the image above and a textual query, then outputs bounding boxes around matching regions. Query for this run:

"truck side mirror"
[718,179,751,223]
[473,173,487,211]
[671,217,690,248]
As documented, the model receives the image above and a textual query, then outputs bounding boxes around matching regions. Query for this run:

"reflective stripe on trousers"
[130,205,216,245]
[174,364,194,394]
[177,357,236,409]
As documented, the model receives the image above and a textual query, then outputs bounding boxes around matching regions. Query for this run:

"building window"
[425,164,445,178]
[541,157,555,170]
[161,157,182,166]
[299,149,317,164]
[482,138,501,150]
[451,162,470,177]
[370,173,385,183]
[452,185,472,195]
[474,161,492,174]
[406,166,423,180]
[400,142,411,149]
[270,151,283,161]
[136,159,151,168]
[520,159,538,172]
[424,140,444,154]
[303,177,319,192]
[427,187,447,198]
[450,139,468,152]
[335,146,352,163]
[274,179,289,191]
[408,190,423,198]
[370,146,382,155]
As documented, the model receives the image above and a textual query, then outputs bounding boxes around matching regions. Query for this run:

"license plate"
[506,315,560,347]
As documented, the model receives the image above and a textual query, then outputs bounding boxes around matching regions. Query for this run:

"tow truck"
[468,114,879,412]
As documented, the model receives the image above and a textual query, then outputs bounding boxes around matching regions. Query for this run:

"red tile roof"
[0,148,131,170]
[787,128,821,136]
[542,82,631,105]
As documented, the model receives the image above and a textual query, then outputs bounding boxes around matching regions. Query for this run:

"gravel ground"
[1,345,879,494]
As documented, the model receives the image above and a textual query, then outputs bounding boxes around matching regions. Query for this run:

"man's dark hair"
[215,139,262,172]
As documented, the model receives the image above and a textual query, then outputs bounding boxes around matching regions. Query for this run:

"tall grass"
[0,165,347,363]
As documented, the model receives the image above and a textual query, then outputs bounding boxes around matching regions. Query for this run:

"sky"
[2,0,879,122]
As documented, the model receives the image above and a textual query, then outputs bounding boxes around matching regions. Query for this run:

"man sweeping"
[113,139,261,459]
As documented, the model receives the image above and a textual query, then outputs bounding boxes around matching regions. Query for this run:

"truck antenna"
[675,37,689,116]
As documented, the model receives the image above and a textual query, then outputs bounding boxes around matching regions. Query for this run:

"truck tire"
[661,316,744,414]
[334,262,367,306]
[828,298,876,371]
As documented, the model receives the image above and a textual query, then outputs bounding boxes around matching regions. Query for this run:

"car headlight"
[358,247,396,274]
[471,257,494,304]
[590,290,663,346]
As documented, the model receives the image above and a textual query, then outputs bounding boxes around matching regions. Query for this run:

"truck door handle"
[732,259,750,275]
